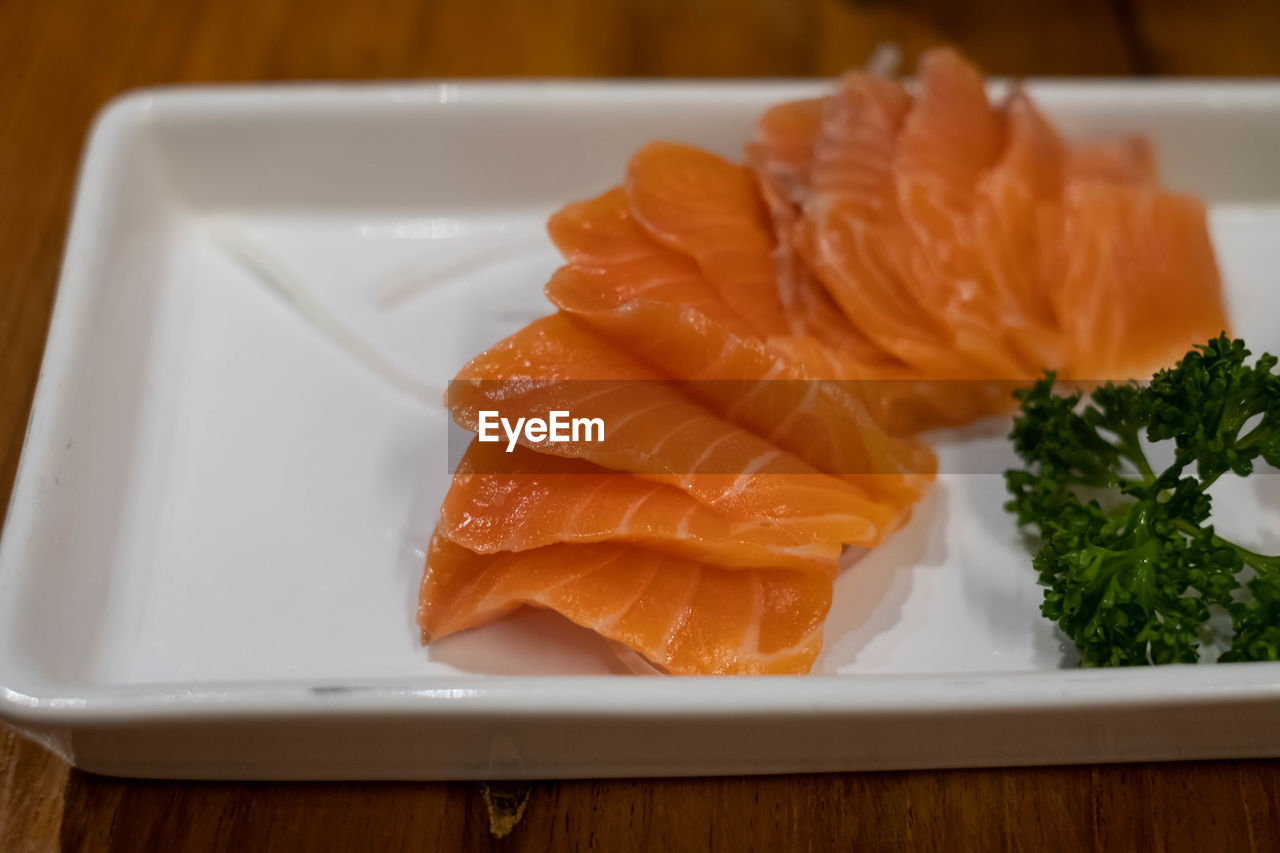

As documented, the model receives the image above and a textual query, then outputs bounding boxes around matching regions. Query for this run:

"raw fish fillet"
[625,141,792,339]
[419,534,832,675]
[799,69,976,374]
[746,97,833,336]
[420,46,1231,678]
[447,313,898,547]
[760,48,1227,422]
[970,89,1067,368]
[442,440,838,573]
[781,68,1024,428]
[874,48,1033,377]
[1042,182,1229,379]
[545,186,935,504]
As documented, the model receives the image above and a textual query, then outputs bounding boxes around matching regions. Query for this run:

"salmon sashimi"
[793,48,1224,408]
[546,187,936,502]
[799,71,968,373]
[625,141,792,339]
[627,139,889,367]
[888,49,1039,378]
[551,186,869,378]
[747,97,825,216]
[970,90,1068,369]
[448,313,899,546]
[1041,182,1229,379]
[761,335,1017,435]
[547,265,934,509]
[419,46,1230,678]
[895,48,1004,244]
[548,187,759,339]
[748,101,899,362]
[442,440,839,574]
[795,71,1029,439]
[753,83,1022,430]
[797,55,1023,380]
[419,534,833,675]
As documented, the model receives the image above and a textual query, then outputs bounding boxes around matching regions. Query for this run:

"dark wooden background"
[3,0,1280,849]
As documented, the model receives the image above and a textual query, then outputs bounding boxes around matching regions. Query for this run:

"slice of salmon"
[799,71,967,373]
[973,92,1158,372]
[747,98,895,362]
[419,534,832,675]
[748,97,826,212]
[802,52,1072,388]
[625,142,790,339]
[551,186,873,377]
[971,90,1068,370]
[895,47,1004,240]
[442,440,838,574]
[448,313,898,547]
[547,187,936,499]
[548,187,758,338]
[750,88,1021,432]
[548,264,935,511]
[421,46,1232,678]
[1041,181,1229,379]
[742,100,823,335]
[889,49,1045,379]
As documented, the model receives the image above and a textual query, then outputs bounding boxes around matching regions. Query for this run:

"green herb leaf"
[1005,335,1279,666]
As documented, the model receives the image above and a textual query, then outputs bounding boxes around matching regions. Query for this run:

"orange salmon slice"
[442,440,839,574]
[448,313,898,548]
[546,187,936,504]
[419,534,833,675]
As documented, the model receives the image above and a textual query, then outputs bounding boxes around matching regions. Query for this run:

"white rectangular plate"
[2,81,1279,779]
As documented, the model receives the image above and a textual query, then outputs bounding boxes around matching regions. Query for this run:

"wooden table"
[3,0,1280,848]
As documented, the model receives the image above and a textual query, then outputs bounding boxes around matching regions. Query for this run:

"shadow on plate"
[425,609,633,676]
[816,484,951,673]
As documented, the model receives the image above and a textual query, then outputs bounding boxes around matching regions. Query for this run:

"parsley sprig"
[1005,336,1280,666]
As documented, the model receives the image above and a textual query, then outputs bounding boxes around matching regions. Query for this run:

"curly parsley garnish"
[1005,336,1280,666]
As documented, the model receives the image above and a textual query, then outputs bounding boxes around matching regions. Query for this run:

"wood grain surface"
[2,0,1280,849]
